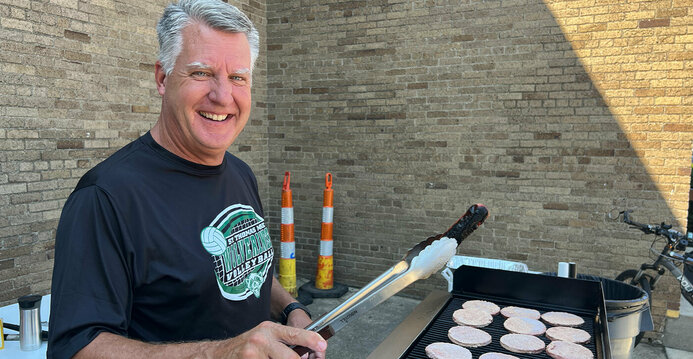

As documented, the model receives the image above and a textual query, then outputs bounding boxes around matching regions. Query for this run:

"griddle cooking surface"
[401,295,598,359]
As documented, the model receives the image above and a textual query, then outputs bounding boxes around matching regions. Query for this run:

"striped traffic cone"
[299,173,348,299]
[315,173,335,289]
[278,171,297,297]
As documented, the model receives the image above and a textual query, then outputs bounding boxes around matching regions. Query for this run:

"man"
[47,1,326,358]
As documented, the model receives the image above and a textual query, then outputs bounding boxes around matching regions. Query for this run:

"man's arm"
[270,277,311,327]
[270,277,326,359]
[74,323,326,359]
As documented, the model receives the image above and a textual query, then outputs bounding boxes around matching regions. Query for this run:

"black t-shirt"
[47,132,274,359]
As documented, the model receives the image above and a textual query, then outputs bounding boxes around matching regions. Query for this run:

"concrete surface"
[302,280,692,359]
[632,343,668,359]
[663,294,693,354]
[681,294,693,317]
[666,347,693,359]
[304,285,420,359]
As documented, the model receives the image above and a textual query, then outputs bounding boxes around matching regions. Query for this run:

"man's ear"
[155,61,166,96]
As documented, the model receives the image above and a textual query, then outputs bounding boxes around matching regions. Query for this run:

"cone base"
[296,289,314,305]
[298,281,349,299]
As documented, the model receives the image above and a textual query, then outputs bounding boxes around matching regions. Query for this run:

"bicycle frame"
[632,244,693,305]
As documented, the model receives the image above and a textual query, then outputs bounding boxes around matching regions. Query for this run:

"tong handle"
[292,326,335,356]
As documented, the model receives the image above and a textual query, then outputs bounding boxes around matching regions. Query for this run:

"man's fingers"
[265,337,307,359]
[228,321,327,359]
[273,322,327,355]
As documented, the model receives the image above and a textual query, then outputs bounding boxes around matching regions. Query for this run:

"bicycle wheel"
[615,269,652,346]
[615,269,639,283]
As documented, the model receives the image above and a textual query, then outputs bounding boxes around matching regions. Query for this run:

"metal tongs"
[293,204,489,355]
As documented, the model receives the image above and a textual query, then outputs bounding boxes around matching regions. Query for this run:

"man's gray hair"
[157,0,260,75]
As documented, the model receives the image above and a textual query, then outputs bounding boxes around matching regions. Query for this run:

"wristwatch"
[281,302,312,324]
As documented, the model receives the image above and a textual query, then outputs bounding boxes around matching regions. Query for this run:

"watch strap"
[281,302,311,324]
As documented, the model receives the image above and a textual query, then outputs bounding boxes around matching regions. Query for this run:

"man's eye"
[230,75,250,86]
[192,71,209,77]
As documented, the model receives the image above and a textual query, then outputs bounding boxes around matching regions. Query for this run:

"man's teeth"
[199,111,228,121]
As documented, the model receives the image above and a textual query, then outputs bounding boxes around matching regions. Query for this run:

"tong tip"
[445,204,489,244]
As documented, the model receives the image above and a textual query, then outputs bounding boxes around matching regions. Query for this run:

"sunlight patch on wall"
[542,0,693,226]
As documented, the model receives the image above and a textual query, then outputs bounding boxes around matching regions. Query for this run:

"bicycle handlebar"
[619,210,686,243]
[621,210,654,233]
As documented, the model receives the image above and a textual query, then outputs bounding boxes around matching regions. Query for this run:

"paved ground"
[303,285,420,359]
[301,282,693,359]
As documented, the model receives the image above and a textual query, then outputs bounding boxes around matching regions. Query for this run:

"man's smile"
[199,111,230,122]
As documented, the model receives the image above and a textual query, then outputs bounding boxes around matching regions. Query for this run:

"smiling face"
[152,22,252,166]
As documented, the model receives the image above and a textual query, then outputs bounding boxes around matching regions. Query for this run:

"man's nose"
[208,77,234,106]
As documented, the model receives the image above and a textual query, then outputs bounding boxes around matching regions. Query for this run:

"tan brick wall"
[266,0,691,338]
[0,0,268,305]
[544,0,692,225]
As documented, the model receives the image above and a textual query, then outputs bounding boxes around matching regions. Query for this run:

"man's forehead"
[179,23,251,64]
[182,22,250,49]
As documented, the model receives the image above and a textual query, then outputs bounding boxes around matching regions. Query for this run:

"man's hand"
[211,320,327,359]
[285,309,325,359]
[269,278,325,358]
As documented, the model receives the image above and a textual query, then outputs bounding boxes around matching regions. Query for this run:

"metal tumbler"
[18,294,42,351]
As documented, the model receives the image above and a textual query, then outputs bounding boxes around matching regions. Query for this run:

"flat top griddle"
[376,266,610,359]
[401,294,600,358]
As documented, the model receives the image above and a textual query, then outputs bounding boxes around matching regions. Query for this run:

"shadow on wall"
[266,0,688,337]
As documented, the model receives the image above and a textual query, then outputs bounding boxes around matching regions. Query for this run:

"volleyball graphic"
[200,226,227,256]
[204,204,274,301]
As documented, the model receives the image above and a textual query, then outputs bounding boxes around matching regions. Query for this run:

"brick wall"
[0,0,268,305]
[265,0,691,339]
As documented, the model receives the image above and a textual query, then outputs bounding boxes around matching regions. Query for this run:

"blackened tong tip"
[444,204,489,245]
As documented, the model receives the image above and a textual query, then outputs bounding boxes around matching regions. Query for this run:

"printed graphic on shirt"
[200,204,274,301]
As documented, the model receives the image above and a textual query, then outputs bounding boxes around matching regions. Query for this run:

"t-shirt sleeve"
[47,185,132,359]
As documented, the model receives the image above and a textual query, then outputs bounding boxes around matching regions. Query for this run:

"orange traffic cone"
[315,173,335,289]
[278,171,297,297]
[299,173,348,299]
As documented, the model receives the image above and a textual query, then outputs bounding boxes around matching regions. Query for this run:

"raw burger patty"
[542,311,585,327]
[448,325,492,347]
[500,306,541,320]
[499,333,545,354]
[462,299,500,315]
[452,308,493,327]
[425,342,472,359]
[479,353,519,359]
[546,340,593,359]
[504,316,547,335]
[546,326,591,344]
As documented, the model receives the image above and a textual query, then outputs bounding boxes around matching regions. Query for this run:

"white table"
[0,294,50,358]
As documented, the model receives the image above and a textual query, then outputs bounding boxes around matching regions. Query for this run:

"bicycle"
[611,209,693,345]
